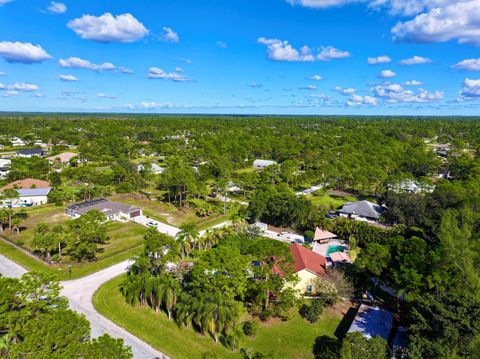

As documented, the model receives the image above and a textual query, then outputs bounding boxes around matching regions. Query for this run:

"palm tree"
[157,274,181,320]
[176,223,198,258]
[120,273,149,307]
[0,208,8,233]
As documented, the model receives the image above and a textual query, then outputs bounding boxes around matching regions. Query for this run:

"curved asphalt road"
[61,260,169,359]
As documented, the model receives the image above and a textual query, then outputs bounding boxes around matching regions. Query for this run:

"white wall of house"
[18,195,48,206]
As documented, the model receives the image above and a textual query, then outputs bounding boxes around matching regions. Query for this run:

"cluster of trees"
[247,183,319,230]
[0,272,132,358]
[352,179,480,357]
[3,115,479,209]
[120,228,298,351]
[31,210,109,263]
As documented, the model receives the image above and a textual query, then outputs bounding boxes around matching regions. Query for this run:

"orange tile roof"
[290,244,326,276]
[1,178,51,191]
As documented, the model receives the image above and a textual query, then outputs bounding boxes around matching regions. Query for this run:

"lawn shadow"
[312,335,339,359]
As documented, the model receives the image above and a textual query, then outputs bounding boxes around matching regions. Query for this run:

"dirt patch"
[327,301,356,318]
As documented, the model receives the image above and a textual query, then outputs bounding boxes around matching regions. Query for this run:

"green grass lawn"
[94,275,341,359]
[308,193,358,211]
[0,205,146,280]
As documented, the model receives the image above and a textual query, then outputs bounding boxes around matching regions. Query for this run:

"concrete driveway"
[0,254,27,278]
[61,260,169,359]
[133,215,180,237]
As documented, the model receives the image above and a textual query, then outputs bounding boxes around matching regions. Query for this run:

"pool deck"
[312,239,348,257]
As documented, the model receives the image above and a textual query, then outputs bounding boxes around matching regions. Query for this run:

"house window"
[306,285,313,293]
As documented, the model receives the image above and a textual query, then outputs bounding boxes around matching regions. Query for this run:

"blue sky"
[1,0,480,115]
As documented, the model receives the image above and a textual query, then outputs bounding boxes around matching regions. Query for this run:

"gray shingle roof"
[339,200,384,219]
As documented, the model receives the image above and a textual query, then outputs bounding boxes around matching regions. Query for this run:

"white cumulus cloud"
[161,27,179,43]
[308,75,323,80]
[0,0,14,6]
[286,0,360,8]
[68,13,149,43]
[0,41,52,64]
[403,80,423,85]
[452,58,480,71]
[317,46,350,61]
[458,78,480,100]
[47,1,66,13]
[347,94,379,106]
[58,57,116,72]
[141,101,173,109]
[147,67,189,81]
[392,1,480,46]
[379,69,397,78]
[335,86,357,95]
[373,82,443,103]
[257,37,349,62]
[400,56,432,65]
[299,85,318,90]
[59,74,78,81]
[0,82,39,92]
[368,55,391,65]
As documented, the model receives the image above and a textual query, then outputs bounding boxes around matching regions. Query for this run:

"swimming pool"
[326,245,345,256]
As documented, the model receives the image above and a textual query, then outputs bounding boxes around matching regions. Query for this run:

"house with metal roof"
[1,187,51,207]
[347,305,394,340]
[338,200,385,223]
[16,148,46,158]
[66,199,143,222]
[253,159,277,169]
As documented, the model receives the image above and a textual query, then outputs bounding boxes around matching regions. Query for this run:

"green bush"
[299,299,324,323]
[242,320,259,338]
[259,309,273,321]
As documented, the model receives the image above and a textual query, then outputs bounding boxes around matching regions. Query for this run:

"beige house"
[289,244,327,295]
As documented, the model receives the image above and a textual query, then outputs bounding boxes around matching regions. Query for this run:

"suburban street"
[0,254,167,359]
[0,219,235,359]
[0,254,27,278]
[61,261,169,359]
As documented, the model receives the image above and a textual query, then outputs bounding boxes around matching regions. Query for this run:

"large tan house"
[289,244,327,295]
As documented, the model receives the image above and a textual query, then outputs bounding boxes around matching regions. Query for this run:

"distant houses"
[388,179,434,194]
[338,200,385,223]
[66,198,143,222]
[11,137,25,147]
[17,148,46,158]
[253,159,277,169]
[0,158,11,179]
[137,163,164,175]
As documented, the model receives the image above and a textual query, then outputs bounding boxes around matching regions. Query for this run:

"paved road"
[132,215,180,237]
[0,254,27,278]
[1,218,235,359]
[61,260,169,359]
[296,183,325,196]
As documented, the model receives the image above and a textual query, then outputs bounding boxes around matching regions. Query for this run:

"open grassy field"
[94,275,342,359]
[110,193,237,229]
[0,204,145,280]
[308,193,358,211]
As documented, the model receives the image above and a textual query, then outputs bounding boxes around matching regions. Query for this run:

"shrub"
[242,320,259,338]
[299,299,324,323]
[259,309,273,321]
